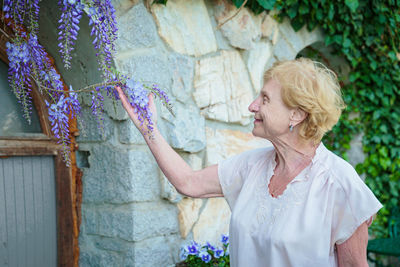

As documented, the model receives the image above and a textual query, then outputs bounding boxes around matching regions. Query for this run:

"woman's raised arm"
[115,86,223,198]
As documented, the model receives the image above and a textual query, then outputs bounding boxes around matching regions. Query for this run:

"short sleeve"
[218,150,256,210]
[332,169,383,245]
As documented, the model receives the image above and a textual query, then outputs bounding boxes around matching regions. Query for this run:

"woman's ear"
[290,108,308,127]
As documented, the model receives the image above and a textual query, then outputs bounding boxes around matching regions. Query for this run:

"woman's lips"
[254,119,263,123]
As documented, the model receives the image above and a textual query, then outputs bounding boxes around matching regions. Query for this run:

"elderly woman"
[116,58,382,267]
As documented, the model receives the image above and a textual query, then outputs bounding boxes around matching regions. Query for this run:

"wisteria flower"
[58,0,84,68]
[199,250,211,263]
[87,0,117,78]
[6,40,33,123]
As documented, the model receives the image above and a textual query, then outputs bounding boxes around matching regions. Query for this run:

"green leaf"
[299,4,310,14]
[287,4,298,18]
[232,0,245,8]
[291,17,305,31]
[345,0,359,12]
[152,0,168,5]
[256,0,276,10]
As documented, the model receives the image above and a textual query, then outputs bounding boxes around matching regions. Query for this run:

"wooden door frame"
[0,19,80,267]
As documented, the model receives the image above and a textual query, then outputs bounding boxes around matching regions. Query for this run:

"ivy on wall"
[156,0,400,238]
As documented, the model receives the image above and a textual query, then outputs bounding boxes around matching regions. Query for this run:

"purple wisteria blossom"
[90,87,105,132]
[45,95,71,163]
[6,41,33,123]
[58,0,84,68]
[87,0,117,78]
[68,85,81,118]
[124,78,154,132]
[28,34,63,100]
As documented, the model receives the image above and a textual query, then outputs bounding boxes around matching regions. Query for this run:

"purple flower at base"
[199,251,211,263]
[206,241,216,252]
[221,234,229,245]
[179,247,188,261]
[214,246,224,258]
[186,241,200,255]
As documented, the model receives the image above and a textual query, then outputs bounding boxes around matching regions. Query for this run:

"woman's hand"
[115,85,158,133]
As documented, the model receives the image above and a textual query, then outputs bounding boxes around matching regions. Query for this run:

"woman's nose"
[248,98,260,113]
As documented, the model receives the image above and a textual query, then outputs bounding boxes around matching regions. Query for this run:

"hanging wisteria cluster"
[2,0,171,165]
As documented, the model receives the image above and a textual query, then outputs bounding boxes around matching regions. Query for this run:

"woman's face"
[248,79,292,140]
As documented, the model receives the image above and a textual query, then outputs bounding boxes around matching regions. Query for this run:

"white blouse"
[218,143,382,267]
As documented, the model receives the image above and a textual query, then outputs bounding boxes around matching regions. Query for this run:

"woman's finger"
[115,86,137,121]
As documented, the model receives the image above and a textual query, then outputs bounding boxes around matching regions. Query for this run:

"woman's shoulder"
[317,145,366,192]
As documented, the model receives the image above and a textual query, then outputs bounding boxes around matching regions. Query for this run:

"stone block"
[81,205,98,235]
[76,107,113,142]
[193,50,254,125]
[245,41,273,93]
[168,53,194,103]
[272,35,297,61]
[192,198,231,246]
[151,0,217,56]
[102,96,130,121]
[113,0,141,16]
[165,233,183,264]
[115,3,159,52]
[116,49,172,92]
[214,0,262,50]
[187,153,203,171]
[177,197,203,238]
[132,202,179,242]
[93,235,133,252]
[117,120,146,145]
[205,127,271,166]
[123,236,174,267]
[97,207,135,241]
[82,145,160,203]
[79,247,122,267]
[161,102,206,153]
[261,13,279,44]
[277,18,305,52]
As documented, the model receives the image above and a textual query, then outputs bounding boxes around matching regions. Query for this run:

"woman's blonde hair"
[264,57,346,143]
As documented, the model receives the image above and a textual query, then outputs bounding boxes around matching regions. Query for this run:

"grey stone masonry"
[82,145,160,203]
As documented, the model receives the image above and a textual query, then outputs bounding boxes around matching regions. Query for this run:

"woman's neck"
[271,136,318,179]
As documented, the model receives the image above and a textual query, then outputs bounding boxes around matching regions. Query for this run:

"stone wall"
[78,0,329,266]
